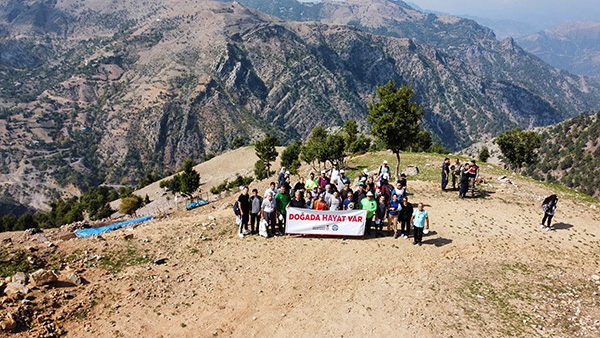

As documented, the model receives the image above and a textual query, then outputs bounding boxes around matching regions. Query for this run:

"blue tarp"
[186,200,208,210]
[75,216,154,238]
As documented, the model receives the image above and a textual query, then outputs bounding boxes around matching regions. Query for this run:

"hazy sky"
[408,0,600,28]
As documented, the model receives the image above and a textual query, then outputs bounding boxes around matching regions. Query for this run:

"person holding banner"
[410,202,429,246]
[261,191,276,237]
[359,191,377,236]
[275,186,291,236]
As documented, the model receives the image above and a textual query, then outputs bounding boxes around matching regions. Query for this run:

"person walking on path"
[541,194,558,231]
[410,202,429,246]
[360,191,378,237]
[398,196,413,239]
[441,158,450,191]
[388,194,401,238]
[237,186,251,237]
[249,189,263,235]
[261,192,277,237]
[275,186,291,236]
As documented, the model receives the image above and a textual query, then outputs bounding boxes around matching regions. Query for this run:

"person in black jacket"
[398,196,413,239]
[375,195,388,237]
[237,186,251,238]
[289,190,306,209]
[458,163,471,199]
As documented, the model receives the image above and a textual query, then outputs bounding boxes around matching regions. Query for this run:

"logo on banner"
[332,225,339,231]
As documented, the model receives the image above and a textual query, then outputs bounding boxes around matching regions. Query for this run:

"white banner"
[285,207,367,237]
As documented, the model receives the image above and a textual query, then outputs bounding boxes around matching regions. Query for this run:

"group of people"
[441,158,479,199]
[236,160,430,245]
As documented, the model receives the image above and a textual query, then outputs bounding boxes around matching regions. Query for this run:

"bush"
[479,147,490,163]
[119,196,143,216]
[254,160,268,180]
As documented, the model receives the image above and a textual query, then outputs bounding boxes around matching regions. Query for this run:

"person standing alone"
[410,202,429,246]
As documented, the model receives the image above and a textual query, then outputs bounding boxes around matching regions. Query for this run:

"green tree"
[232,137,246,149]
[281,141,303,174]
[119,196,143,216]
[300,127,327,168]
[343,119,359,152]
[496,128,541,170]
[325,133,346,166]
[254,160,268,180]
[479,147,490,163]
[179,158,200,197]
[255,134,279,176]
[15,213,37,231]
[367,81,425,180]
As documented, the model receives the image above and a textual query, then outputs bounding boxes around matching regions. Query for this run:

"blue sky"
[408,0,600,28]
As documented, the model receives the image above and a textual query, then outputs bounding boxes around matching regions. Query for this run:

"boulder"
[0,313,17,331]
[30,269,58,286]
[23,228,42,237]
[497,175,512,184]
[69,273,82,285]
[58,233,77,241]
[402,165,420,177]
[11,272,27,285]
[4,282,29,296]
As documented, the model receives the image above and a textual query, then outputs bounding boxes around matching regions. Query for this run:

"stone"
[592,275,600,281]
[23,228,42,237]
[497,175,512,184]
[154,258,167,265]
[402,165,419,177]
[11,272,27,285]
[123,233,134,240]
[4,282,29,296]
[30,269,58,286]
[69,273,82,285]
[0,313,17,331]
[58,233,77,241]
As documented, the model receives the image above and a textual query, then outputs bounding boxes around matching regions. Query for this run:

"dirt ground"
[2,152,600,337]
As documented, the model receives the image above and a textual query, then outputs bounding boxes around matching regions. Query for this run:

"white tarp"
[285,207,367,237]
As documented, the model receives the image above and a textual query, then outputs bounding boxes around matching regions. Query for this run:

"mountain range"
[0,0,599,212]
[518,21,600,81]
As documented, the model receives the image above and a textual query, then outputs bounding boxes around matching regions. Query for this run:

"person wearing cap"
[329,162,340,185]
[393,181,406,200]
[359,191,378,236]
[359,168,369,182]
[261,191,277,237]
[378,160,390,180]
[305,172,318,190]
[410,202,429,246]
[317,171,328,193]
[277,167,286,188]
[313,193,328,210]
[336,169,350,192]
[275,185,291,236]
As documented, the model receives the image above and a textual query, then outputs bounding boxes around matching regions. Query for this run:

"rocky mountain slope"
[1,0,600,212]
[523,111,600,197]
[518,21,600,80]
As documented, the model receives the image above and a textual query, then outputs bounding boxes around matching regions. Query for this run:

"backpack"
[233,202,241,216]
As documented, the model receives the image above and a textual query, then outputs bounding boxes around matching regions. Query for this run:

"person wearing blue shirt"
[343,192,356,210]
[388,194,401,238]
[411,202,429,246]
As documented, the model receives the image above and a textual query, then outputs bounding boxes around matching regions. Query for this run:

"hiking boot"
[418,242,422,246]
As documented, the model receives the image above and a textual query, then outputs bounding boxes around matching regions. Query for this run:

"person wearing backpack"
[541,194,558,231]
[237,186,251,238]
